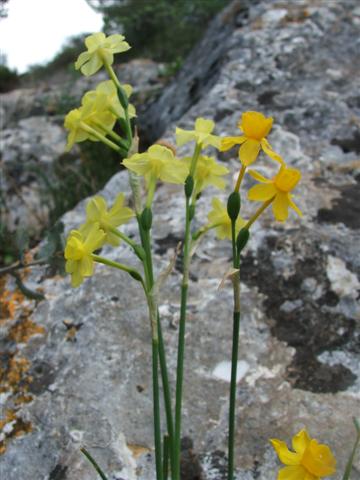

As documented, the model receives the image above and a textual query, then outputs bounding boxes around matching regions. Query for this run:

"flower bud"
[184,175,194,198]
[236,228,249,253]
[141,207,153,230]
[227,192,241,221]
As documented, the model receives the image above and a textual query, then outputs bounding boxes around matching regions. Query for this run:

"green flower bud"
[141,207,153,230]
[236,228,249,253]
[184,175,194,198]
[129,270,143,282]
[227,191,241,221]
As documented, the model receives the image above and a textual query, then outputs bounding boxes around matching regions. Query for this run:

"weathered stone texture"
[1,0,359,479]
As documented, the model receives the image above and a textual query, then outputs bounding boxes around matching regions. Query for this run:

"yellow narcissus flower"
[64,223,106,287]
[221,111,283,166]
[64,102,115,151]
[81,194,134,246]
[75,32,130,76]
[183,155,229,195]
[123,145,188,185]
[82,80,136,120]
[248,165,302,222]
[207,198,246,240]
[176,118,221,149]
[270,429,336,480]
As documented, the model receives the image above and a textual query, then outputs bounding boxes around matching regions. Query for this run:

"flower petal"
[270,439,302,465]
[292,430,311,455]
[80,53,103,76]
[239,139,261,166]
[204,134,222,149]
[85,32,106,51]
[278,465,308,480]
[75,51,91,70]
[248,183,276,202]
[79,256,94,277]
[86,196,107,222]
[220,136,246,151]
[288,196,303,218]
[71,267,83,288]
[272,192,290,221]
[175,127,196,146]
[261,138,284,164]
[195,117,214,134]
[160,160,188,184]
[84,223,106,252]
[248,169,272,184]
[122,153,150,176]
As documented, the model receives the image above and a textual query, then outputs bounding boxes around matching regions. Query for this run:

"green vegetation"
[94,0,230,63]
[0,64,20,93]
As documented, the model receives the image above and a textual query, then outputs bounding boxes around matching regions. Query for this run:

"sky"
[0,0,103,73]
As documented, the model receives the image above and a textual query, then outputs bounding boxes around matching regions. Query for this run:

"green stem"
[140,226,163,480]
[163,434,170,480]
[80,122,128,156]
[227,216,241,480]
[342,418,360,480]
[158,310,175,475]
[189,143,202,177]
[80,447,109,480]
[103,59,133,149]
[146,177,157,208]
[152,335,163,480]
[92,254,143,284]
[91,120,129,149]
[245,197,274,230]
[174,196,192,480]
[108,226,145,261]
[139,218,174,480]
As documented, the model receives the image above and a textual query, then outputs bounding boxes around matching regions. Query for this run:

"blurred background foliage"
[87,0,228,62]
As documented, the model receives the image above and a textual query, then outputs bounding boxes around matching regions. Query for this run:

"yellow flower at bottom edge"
[82,193,134,246]
[270,429,336,480]
[207,198,246,240]
[248,165,302,222]
[220,111,283,166]
[64,223,106,287]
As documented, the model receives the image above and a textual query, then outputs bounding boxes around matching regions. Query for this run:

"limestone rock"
[1,0,360,479]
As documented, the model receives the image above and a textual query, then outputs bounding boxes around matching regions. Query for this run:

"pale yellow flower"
[183,155,229,195]
[221,111,283,166]
[270,429,336,480]
[248,165,302,221]
[75,32,130,76]
[176,118,221,148]
[81,194,134,246]
[123,144,188,185]
[82,80,136,120]
[64,223,106,287]
[64,102,115,151]
[207,198,246,240]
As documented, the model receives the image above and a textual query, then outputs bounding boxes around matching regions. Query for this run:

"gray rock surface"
[1,0,360,479]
